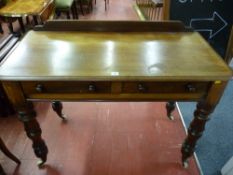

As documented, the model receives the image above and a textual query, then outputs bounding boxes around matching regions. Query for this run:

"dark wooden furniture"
[0,0,55,33]
[0,137,21,175]
[0,21,232,168]
[136,0,163,21]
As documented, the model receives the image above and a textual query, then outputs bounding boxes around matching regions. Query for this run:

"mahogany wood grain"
[0,21,232,167]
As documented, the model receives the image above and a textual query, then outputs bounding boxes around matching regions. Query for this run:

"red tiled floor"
[79,0,139,20]
[0,102,200,175]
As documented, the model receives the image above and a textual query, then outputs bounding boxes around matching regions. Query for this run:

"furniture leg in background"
[2,82,48,166]
[166,101,175,120]
[181,81,228,167]
[52,101,67,121]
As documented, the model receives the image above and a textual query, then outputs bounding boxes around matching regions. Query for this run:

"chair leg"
[52,101,67,121]
[166,101,176,120]
[105,0,106,11]
[79,0,85,15]
[33,16,38,25]
[0,138,20,164]
[71,2,79,19]
[18,17,25,33]
[8,23,14,33]
[26,16,30,24]
[66,11,71,19]
[88,0,93,12]
[0,164,6,175]
[0,24,3,34]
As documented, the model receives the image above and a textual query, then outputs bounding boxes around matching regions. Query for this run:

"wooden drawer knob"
[36,84,44,92]
[186,84,196,92]
[88,84,96,92]
[138,83,147,92]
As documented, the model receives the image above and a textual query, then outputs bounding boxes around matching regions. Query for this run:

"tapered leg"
[8,23,13,33]
[71,2,79,19]
[26,16,30,24]
[18,103,48,166]
[166,101,175,120]
[181,102,210,167]
[0,24,3,34]
[0,164,6,175]
[18,17,25,33]
[79,0,85,15]
[181,81,228,168]
[105,0,107,10]
[0,138,20,164]
[33,16,38,25]
[52,101,67,121]
[66,12,71,19]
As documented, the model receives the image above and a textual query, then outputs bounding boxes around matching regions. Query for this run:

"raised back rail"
[34,20,189,32]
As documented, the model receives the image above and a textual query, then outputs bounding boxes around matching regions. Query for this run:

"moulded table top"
[0,30,232,81]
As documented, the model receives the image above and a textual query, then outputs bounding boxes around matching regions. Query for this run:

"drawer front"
[21,81,111,95]
[122,82,210,94]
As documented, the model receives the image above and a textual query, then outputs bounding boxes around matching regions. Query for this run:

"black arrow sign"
[189,11,227,39]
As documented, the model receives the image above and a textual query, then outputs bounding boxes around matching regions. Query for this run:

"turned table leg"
[181,81,228,167]
[52,101,67,121]
[2,82,48,166]
[181,102,210,167]
[166,101,175,120]
[18,103,48,166]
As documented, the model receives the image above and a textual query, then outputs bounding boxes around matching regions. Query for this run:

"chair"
[29,0,55,26]
[149,1,163,21]
[55,0,78,19]
[0,137,21,175]
[224,26,233,65]
[94,0,108,11]
[78,0,93,14]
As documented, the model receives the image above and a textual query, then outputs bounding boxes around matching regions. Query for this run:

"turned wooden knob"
[186,84,196,92]
[88,84,96,92]
[36,84,44,92]
[138,83,147,92]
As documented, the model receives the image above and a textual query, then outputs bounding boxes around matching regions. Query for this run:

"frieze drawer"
[21,81,112,95]
[122,82,210,94]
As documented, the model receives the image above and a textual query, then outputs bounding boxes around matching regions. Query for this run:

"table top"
[0,0,53,17]
[0,29,232,81]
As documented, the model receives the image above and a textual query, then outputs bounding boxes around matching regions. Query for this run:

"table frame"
[1,21,232,168]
